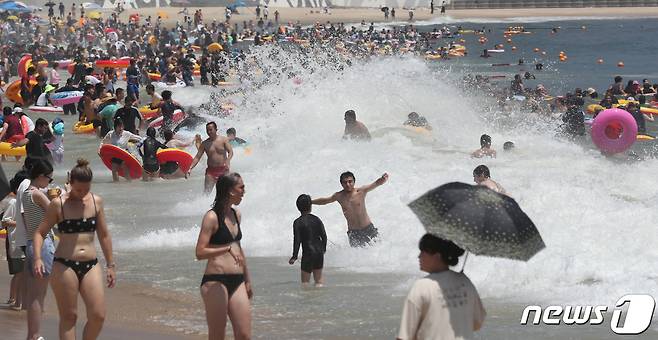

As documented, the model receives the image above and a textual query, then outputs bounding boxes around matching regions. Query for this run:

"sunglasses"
[44,174,54,184]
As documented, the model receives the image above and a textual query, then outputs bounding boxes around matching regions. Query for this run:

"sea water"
[35,17,658,339]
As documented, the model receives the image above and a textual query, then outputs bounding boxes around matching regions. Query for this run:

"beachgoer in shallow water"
[473,165,507,195]
[195,173,252,340]
[503,141,515,151]
[471,134,496,158]
[311,171,388,247]
[139,127,167,181]
[160,129,196,179]
[403,112,432,130]
[21,160,55,340]
[189,121,234,194]
[397,234,485,340]
[33,159,115,340]
[289,194,327,287]
[100,119,143,182]
[343,110,371,141]
[227,127,248,146]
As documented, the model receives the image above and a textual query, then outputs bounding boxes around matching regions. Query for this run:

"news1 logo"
[520,294,656,335]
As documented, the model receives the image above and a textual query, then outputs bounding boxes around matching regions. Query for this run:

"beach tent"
[0,1,31,13]
[82,2,102,10]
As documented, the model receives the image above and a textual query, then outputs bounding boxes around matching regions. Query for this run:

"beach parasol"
[408,182,545,262]
[44,1,55,7]
[87,11,101,19]
[7,15,18,20]
[0,1,31,13]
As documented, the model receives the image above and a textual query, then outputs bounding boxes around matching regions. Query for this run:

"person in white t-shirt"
[397,234,486,340]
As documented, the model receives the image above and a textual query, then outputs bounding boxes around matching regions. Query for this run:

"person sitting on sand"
[403,112,432,130]
[343,110,371,141]
[227,127,248,147]
[289,194,327,287]
[311,171,388,247]
[473,165,507,195]
[471,134,496,158]
[397,234,485,340]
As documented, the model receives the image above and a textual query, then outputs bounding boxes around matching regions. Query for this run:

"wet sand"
[110,6,658,27]
[0,260,203,339]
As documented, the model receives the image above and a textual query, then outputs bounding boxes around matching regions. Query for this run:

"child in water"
[289,194,327,287]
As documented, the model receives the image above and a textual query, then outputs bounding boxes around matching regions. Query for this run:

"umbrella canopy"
[87,11,101,19]
[7,15,18,20]
[82,2,102,10]
[44,1,55,7]
[0,1,31,13]
[408,182,545,261]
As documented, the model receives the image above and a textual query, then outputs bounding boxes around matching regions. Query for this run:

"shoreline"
[110,6,658,27]
[0,261,203,339]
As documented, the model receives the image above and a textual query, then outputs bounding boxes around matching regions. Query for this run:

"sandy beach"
[0,260,203,339]
[108,6,658,27]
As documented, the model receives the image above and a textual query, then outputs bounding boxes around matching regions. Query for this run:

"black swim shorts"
[347,224,379,248]
[301,252,324,273]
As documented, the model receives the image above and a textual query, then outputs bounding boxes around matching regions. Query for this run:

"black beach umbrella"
[45,1,56,7]
[381,6,389,12]
[408,182,545,261]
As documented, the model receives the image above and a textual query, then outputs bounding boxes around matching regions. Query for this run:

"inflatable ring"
[591,108,638,154]
[139,105,160,120]
[640,107,658,116]
[0,229,5,239]
[148,110,185,128]
[156,149,193,173]
[0,142,26,156]
[6,79,36,104]
[28,106,63,113]
[637,134,655,141]
[72,121,95,134]
[99,144,142,179]
[586,104,604,114]
[208,42,223,52]
[50,91,84,106]
[148,73,162,81]
[95,59,130,69]
[18,54,31,79]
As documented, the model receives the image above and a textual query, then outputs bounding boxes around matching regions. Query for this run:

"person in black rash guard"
[114,96,143,134]
[138,127,167,181]
[289,194,327,287]
[158,90,183,136]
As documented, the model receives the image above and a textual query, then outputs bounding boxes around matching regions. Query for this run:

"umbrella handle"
[460,251,469,273]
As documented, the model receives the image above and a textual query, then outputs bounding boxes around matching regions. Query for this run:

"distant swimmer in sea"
[289,194,327,287]
[227,127,248,147]
[471,134,496,158]
[311,171,388,247]
[189,121,234,194]
[343,110,371,141]
[473,165,507,195]
[503,141,515,151]
[403,112,432,130]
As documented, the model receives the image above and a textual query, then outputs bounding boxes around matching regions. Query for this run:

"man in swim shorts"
[189,121,233,193]
[312,171,388,247]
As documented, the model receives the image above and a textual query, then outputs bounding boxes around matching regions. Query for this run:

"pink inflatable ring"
[591,108,637,154]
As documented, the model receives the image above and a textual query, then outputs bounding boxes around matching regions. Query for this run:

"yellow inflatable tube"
[0,142,26,156]
[72,121,95,134]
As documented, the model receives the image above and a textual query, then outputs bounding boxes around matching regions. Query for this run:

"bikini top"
[209,208,242,245]
[57,195,98,234]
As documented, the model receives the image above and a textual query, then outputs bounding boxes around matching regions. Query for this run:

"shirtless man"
[343,110,371,141]
[189,122,234,193]
[312,171,388,247]
[471,134,497,158]
[473,165,507,195]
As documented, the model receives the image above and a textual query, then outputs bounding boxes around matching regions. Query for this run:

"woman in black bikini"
[195,173,252,340]
[32,159,116,340]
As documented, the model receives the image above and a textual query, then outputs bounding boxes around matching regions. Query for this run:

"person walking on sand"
[289,194,327,287]
[195,173,252,340]
[33,159,116,340]
[312,171,388,247]
[189,122,234,194]
[343,110,371,141]
[397,234,486,340]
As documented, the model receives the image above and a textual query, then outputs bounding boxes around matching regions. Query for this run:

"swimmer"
[139,127,167,181]
[289,194,327,287]
[503,141,515,151]
[343,110,371,141]
[471,134,497,158]
[145,84,162,109]
[473,165,507,195]
[189,121,234,194]
[403,112,432,130]
[311,171,388,247]
[227,127,248,146]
